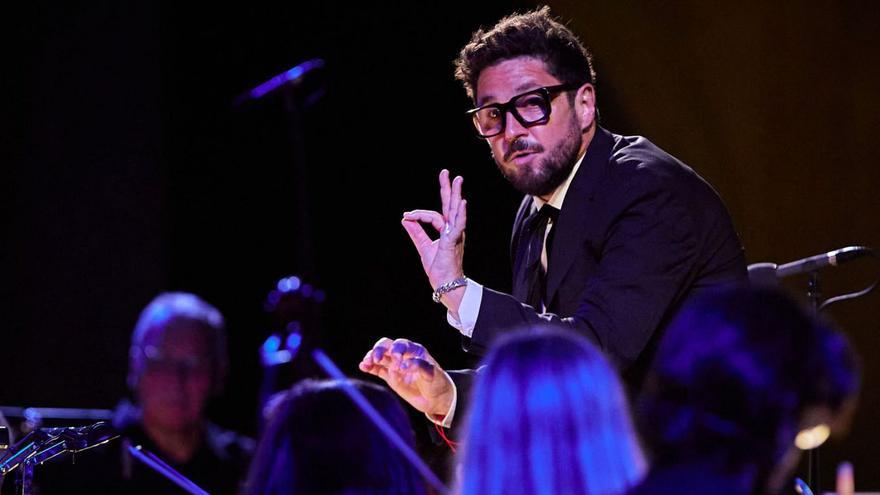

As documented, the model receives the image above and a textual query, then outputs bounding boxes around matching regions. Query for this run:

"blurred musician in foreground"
[630,287,860,495]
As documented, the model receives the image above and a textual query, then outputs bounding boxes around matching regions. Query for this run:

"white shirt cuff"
[426,378,457,429]
[446,279,483,338]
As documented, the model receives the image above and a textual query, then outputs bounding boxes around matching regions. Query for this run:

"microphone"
[748,246,873,286]
[777,246,872,278]
[232,58,325,107]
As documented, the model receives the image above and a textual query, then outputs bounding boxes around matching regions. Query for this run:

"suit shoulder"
[609,133,695,181]
[605,133,723,202]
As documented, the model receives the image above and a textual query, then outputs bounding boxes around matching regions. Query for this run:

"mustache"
[504,139,543,161]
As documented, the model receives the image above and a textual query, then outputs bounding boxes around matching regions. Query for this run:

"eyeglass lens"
[473,91,550,137]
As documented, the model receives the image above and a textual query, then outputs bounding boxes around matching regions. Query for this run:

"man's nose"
[503,110,528,141]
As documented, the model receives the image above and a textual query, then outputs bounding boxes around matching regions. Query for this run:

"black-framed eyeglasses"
[466,83,580,138]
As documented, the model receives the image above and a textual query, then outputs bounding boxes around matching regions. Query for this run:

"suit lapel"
[545,127,615,306]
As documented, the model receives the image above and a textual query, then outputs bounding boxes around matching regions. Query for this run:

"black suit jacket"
[459,127,747,390]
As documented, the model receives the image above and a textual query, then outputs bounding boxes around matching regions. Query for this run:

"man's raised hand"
[401,169,467,292]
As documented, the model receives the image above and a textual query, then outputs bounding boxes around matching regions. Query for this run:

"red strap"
[434,423,459,452]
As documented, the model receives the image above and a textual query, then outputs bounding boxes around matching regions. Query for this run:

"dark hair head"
[454,6,596,101]
[246,379,425,495]
[459,328,645,495]
[638,286,860,471]
[127,292,227,392]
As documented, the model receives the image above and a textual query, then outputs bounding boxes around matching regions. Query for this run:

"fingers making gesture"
[401,169,467,293]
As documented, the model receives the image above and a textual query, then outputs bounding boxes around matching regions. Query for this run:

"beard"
[494,116,583,197]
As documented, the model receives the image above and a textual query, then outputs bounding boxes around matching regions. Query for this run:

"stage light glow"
[795,424,830,450]
[285,332,302,351]
[262,334,281,354]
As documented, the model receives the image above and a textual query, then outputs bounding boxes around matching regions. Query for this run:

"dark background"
[4,1,879,488]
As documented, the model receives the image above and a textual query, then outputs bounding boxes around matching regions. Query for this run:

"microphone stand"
[794,250,875,492]
[126,443,210,495]
[232,59,326,278]
[806,270,822,491]
[749,246,879,493]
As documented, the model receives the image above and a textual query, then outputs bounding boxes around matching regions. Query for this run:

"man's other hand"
[359,337,455,419]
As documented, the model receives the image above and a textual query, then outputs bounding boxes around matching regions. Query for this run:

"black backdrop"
[5,1,879,488]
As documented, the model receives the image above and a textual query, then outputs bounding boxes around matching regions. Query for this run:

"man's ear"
[576,82,597,130]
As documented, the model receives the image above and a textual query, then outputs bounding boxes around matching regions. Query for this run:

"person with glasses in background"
[362,6,747,433]
[37,292,254,495]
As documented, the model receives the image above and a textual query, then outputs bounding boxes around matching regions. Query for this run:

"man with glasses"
[361,7,747,428]
[38,293,254,494]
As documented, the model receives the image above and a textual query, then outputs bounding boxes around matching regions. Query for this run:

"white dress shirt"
[431,152,587,427]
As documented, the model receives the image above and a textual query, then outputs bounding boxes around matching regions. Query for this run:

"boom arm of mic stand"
[126,444,210,495]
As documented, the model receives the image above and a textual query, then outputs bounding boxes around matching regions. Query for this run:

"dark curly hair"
[454,6,596,101]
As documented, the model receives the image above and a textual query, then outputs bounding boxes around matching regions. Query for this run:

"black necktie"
[513,204,559,309]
